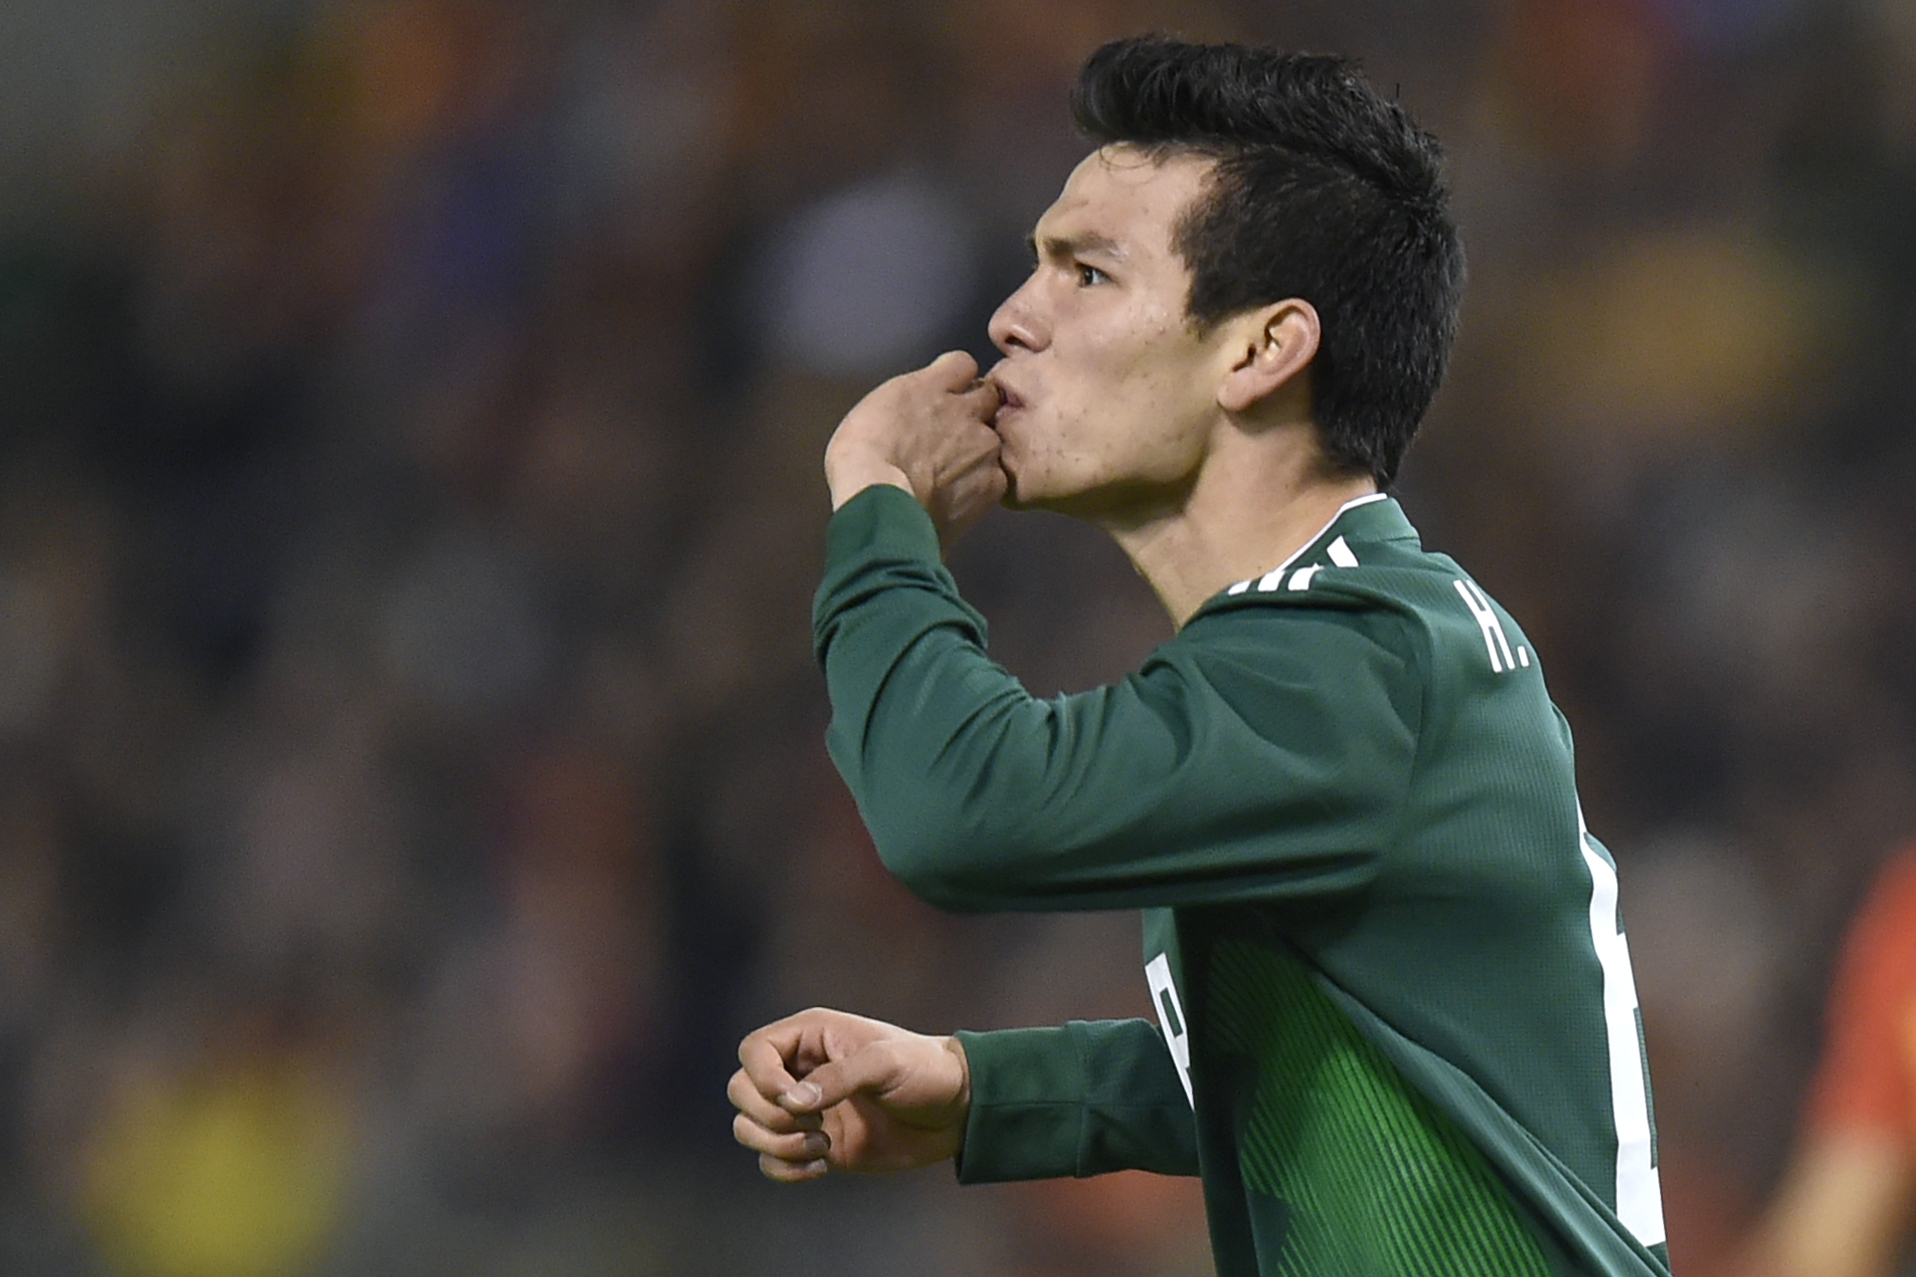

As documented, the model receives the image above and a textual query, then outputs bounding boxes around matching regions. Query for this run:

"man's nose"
[988,278,1047,354]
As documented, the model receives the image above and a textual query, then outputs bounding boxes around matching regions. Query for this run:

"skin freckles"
[820,139,1364,625]
[985,146,1235,523]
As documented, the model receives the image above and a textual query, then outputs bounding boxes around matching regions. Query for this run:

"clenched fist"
[728,1008,971,1183]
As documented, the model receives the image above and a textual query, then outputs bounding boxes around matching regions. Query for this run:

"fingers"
[758,1152,830,1183]
[730,1008,929,1182]
[780,1039,903,1117]
[970,465,1010,510]
[921,351,999,421]
[734,1041,897,1184]
[930,452,1008,545]
[920,350,979,390]
[736,1023,805,1110]
[959,376,1003,422]
[733,1110,831,1164]
[727,1068,820,1134]
[731,1056,833,1183]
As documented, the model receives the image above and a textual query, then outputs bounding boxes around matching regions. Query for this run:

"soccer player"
[728,36,1672,1277]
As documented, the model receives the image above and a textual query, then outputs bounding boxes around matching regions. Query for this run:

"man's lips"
[987,376,1024,415]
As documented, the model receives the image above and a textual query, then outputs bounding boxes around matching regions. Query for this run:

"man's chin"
[997,470,1049,513]
[998,464,1088,516]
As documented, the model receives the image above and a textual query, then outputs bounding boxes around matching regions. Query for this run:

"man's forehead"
[1032,146,1214,254]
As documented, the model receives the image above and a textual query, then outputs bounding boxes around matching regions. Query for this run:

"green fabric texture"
[1209,938,1551,1276]
[953,1020,1199,1182]
[814,485,1673,1277]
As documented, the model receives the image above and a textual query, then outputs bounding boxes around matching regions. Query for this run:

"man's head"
[986,36,1463,509]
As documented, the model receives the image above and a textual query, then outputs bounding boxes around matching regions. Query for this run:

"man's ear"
[1217,300,1319,414]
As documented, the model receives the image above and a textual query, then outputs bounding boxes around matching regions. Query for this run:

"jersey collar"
[1197,494,1419,616]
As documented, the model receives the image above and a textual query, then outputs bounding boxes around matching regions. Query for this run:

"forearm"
[814,487,1398,912]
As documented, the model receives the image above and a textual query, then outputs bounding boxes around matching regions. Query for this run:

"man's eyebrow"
[1026,231,1127,262]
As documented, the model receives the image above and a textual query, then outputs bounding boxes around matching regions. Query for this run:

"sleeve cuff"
[825,483,941,569]
[952,1020,1201,1183]
[952,1026,1089,1184]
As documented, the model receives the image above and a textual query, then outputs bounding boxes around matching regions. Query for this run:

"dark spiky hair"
[1072,37,1464,486]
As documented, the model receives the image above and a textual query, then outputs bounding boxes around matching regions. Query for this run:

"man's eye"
[1077,263,1109,287]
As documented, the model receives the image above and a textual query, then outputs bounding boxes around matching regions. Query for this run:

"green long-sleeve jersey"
[813,485,1672,1277]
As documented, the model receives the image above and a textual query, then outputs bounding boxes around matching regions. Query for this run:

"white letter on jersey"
[1579,811,1667,1248]
[1144,953,1194,1107]
[1454,578,1529,673]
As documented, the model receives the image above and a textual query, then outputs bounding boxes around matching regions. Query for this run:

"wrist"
[942,1036,971,1112]
[826,457,915,511]
[942,1034,971,1158]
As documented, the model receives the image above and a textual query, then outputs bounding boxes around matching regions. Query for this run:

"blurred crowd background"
[1,0,1914,1273]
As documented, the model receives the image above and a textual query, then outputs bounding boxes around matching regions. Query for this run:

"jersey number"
[1580,810,1667,1248]
[1145,953,1194,1107]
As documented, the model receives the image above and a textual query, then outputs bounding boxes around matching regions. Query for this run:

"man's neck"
[1098,431,1379,629]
